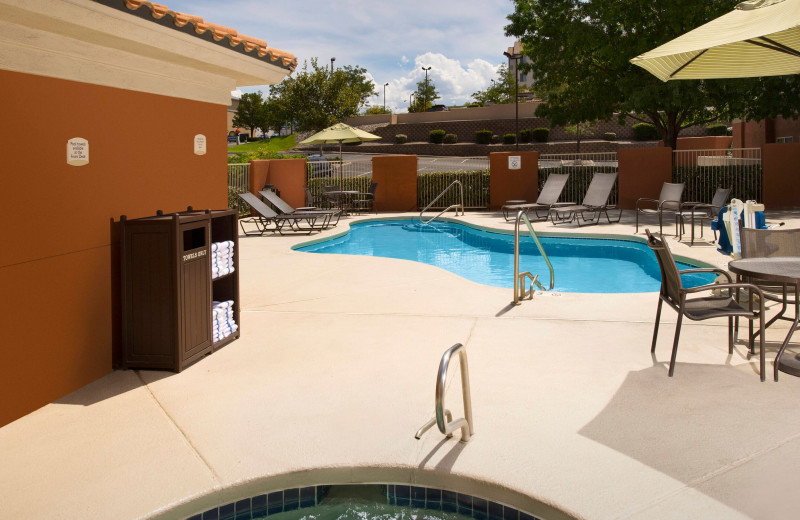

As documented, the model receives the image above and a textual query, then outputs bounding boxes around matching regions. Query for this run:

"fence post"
[618,147,672,210]
[373,155,418,211]
[489,152,539,210]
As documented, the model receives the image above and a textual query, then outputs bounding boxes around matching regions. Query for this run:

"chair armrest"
[636,197,659,210]
[679,267,732,282]
[684,282,765,306]
[657,199,682,210]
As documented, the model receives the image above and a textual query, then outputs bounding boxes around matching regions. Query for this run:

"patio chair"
[352,182,378,214]
[677,186,731,245]
[258,189,340,229]
[502,173,571,221]
[645,229,766,380]
[236,192,325,236]
[322,185,341,209]
[737,227,800,347]
[301,187,318,211]
[547,172,622,226]
[635,182,685,236]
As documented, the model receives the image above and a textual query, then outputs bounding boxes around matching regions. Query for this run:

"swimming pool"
[296,219,716,293]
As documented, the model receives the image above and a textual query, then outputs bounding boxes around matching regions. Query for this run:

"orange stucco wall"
[0,70,226,427]
[372,155,418,211]
[763,143,800,209]
[247,159,306,209]
[489,152,539,210]
[618,147,673,210]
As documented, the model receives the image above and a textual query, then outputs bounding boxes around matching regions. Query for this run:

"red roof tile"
[95,0,297,72]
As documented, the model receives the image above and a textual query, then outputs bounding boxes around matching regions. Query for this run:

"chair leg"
[668,313,683,377]
[651,298,663,353]
[728,316,734,354]
[659,211,663,236]
[635,210,639,233]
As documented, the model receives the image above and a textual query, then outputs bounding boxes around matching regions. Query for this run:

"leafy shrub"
[476,129,493,144]
[520,129,532,143]
[632,122,659,140]
[227,149,304,163]
[443,133,458,144]
[429,129,446,144]
[707,123,728,136]
[491,134,501,144]
[395,134,408,144]
[603,132,617,141]
[532,127,550,142]
[503,133,516,144]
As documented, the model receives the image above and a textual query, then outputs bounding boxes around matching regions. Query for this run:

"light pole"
[421,66,431,111]
[383,82,389,112]
[504,51,521,151]
[409,92,415,112]
[330,57,336,72]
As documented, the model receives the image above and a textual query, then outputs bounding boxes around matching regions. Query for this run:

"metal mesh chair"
[352,182,378,214]
[677,186,731,245]
[646,229,766,380]
[636,182,685,235]
[737,227,800,345]
[502,173,571,221]
[548,172,622,226]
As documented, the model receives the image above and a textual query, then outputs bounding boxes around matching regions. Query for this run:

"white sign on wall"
[508,155,521,170]
[194,134,207,155]
[67,137,89,166]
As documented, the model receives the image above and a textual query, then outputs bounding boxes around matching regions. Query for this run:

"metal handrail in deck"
[514,210,554,304]
[415,343,474,443]
[419,180,464,224]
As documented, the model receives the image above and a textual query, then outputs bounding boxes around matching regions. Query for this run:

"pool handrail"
[514,210,554,304]
[415,343,474,443]
[419,180,464,224]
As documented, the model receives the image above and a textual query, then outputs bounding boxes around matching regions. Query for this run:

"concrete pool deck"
[2,210,800,520]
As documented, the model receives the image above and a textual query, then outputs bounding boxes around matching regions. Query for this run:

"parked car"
[307,154,332,177]
[426,104,449,112]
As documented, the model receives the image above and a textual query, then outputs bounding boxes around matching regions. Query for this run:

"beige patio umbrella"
[630,0,800,81]
[300,122,381,157]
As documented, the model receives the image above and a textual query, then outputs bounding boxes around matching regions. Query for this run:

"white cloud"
[170,0,513,112]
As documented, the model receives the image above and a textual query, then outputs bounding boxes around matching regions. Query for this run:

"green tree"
[232,92,268,138]
[564,121,595,154]
[364,106,391,115]
[267,59,377,132]
[505,0,800,149]
[408,78,440,113]
[471,64,515,106]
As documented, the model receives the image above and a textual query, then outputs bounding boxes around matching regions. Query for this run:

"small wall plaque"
[508,155,521,170]
[194,134,207,155]
[67,137,89,166]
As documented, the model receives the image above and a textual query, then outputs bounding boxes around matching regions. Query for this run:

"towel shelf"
[121,207,240,371]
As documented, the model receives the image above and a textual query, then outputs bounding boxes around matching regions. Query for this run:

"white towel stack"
[211,240,235,279]
[212,300,238,343]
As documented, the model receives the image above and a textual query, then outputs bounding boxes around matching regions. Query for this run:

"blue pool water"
[296,220,716,293]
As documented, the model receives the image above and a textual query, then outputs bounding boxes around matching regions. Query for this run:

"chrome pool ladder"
[415,343,474,443]
[419,180,464,224]
[514,210,554,304]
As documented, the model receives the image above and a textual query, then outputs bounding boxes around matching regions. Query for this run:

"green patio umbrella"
[631,0,800,81]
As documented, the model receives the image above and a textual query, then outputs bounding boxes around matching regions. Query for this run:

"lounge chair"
[258,189,341,229]
[502,173,571,221]
[547,172,622,226]
[645,229,766,380]
[635,182,685,235]
[677,186,731,244]
[236,192,326,236]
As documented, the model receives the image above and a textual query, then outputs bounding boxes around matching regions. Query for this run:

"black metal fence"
[672,148,762,203]
[538,152,619,206]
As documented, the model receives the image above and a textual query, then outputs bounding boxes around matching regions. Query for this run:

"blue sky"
[162,0,517,112]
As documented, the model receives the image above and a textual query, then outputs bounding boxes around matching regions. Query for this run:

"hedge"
[429,129,446,144]
[476,129,493,144]
[632,122,659,140]
[532,127,550,142]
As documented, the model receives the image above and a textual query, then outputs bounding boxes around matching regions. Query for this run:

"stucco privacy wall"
[0,70,226,426]
[489,152,539,210]
[617,147,673,210]
[763,143,800,210]
[373,155,418,211]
